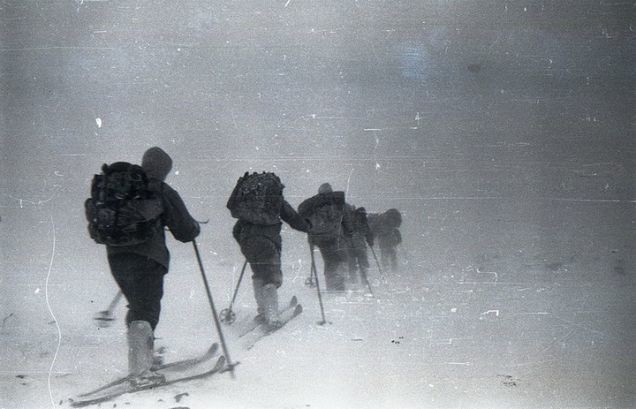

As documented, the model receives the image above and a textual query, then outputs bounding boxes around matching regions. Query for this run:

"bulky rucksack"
[299,191,345,237]
[384,208,402,228]
[226,172,284,225]
[85,162,163,246]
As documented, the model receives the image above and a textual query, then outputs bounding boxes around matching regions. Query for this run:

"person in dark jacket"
[368,208,402,272]
[231,180,308,327]
[345,205,374,285]
[298,183,353,292]
[106,147,200,384]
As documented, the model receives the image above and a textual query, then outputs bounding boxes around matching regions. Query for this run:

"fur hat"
[142,147,172,181]
[318,183,333,194]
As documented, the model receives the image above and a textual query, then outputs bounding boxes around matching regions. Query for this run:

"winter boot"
[261,283,281,328]
[127,320,165,387]
[252,278,267,324]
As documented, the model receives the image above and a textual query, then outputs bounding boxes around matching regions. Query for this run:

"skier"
[345,205,374,285]
[227,172,308,327]
[86,147,200,385]
[298,183,353,292]
[368,208,402,272]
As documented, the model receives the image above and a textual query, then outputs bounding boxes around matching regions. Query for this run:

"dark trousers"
[108,253,167,330]
[239,235,283,288]
[380,246,398,272]
[347,246,370,282]
[312,235,347,291]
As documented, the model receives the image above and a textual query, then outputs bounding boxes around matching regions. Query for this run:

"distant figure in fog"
[368,208,402,272]
[344,204,374,285]
[298,183,353,292]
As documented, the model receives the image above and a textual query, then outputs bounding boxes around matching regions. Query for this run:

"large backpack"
[384,208,402,228]
[85,162,163,246]
[299,191,345,237]
[368,209,401,236]
[226,172,284,225]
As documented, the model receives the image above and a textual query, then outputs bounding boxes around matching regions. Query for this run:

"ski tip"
[217,355,227,370]
[290,295,298,306]
[69,398,91,408]
[294,304,303,314]
[205,343,219,358]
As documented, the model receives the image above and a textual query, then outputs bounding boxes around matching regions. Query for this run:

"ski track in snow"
[45,214,61,409]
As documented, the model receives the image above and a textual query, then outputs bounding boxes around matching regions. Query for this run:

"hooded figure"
[105,147,200,385]
[298,183,353,291]
[345,205,374,285]
[368,208,402,272]
[142,147,173,181]
[318,183,333,194]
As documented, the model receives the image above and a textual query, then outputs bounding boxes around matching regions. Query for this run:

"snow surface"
[1,1,635,408]
[3,196,635,408]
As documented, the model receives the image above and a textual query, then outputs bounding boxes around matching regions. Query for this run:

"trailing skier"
[85,147,201,386]
[298,183,353,292]
[368,208,402,272]
[227,172,309,328]
[344,205,374,285]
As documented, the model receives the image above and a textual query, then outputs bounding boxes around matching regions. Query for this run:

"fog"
[1,1,634,408]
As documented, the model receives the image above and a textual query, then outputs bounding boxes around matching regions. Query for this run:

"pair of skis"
[71,298,303,407]
[69,343,225,407]
[235,296,303,350]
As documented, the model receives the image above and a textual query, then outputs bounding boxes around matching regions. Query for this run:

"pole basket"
[304,276,316,288]
[93,310,115,328]
[219,308,236,325]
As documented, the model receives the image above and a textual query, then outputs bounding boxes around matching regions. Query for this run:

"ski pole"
[359,264,374,297]
[369,245,385,277]
[192,240,237,378]
[106,291,123,313]
[309,242,328,325]
[93,291,123,328]
[219,259,248,325]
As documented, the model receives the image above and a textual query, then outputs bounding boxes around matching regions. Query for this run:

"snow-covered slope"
[2,1,634,408]
[3,194,635,408]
